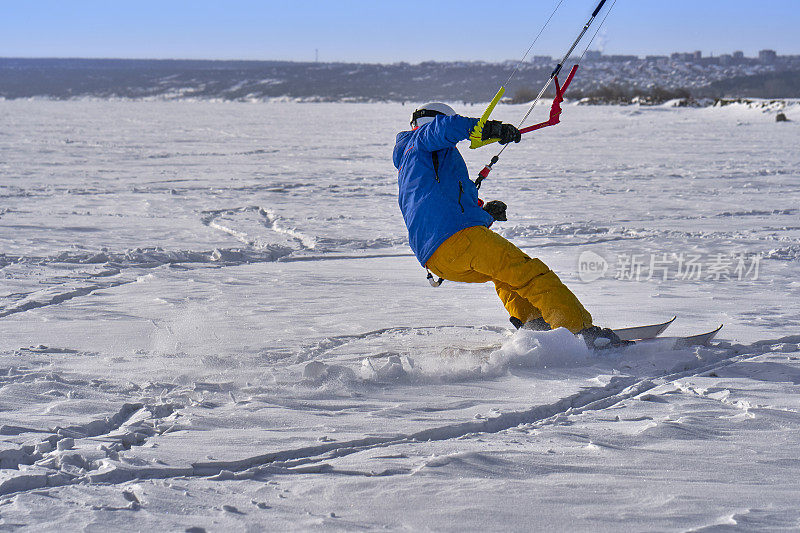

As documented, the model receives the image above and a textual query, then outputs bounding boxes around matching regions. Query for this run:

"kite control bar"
[472,0,613,190]
[474,65,578,189]
[518,64,578,134]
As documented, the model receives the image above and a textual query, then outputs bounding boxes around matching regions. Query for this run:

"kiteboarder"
[393,102,628,348]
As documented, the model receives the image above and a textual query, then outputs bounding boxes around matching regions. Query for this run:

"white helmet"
[411,102,455,128]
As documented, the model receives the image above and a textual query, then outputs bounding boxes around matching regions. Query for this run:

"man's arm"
[415,115,478,152]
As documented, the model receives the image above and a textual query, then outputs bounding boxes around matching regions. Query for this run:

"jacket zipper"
[457,182,465,213]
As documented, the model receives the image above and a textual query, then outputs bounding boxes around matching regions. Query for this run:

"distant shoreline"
[2,57,800,102]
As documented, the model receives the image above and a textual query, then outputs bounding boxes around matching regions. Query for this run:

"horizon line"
[1,50,794,65]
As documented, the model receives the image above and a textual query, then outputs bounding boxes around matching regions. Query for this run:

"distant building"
[693,51,702,60]
[584,50,603,61]
[645,55,669,62]
[531,55,552,64]
[759,49,777,63]
[719,54,733,66]
[671,52,694,62]
[732,51,744,60]
[605,54,638,62]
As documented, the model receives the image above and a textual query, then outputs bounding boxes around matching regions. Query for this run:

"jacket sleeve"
[415,115,479,153]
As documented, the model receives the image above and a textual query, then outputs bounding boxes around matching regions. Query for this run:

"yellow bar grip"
[469,86,505,149]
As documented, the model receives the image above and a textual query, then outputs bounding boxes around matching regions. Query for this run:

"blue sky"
[2,1,798,63]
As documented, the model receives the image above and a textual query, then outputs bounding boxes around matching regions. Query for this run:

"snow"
[1,100,799,530]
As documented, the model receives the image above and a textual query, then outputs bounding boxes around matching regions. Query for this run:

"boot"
[509,316,551,331]
[578,325,634,349]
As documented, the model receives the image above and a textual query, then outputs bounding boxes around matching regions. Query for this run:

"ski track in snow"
[1,333,798,498]
[1,100,799,529]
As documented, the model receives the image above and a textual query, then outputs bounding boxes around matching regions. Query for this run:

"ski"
[613,316,676,341]
[633,324,724,349]
[427,319,720,359]
[671,324,724,348]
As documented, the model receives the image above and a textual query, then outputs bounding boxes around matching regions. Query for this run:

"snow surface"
[1,99,799,531]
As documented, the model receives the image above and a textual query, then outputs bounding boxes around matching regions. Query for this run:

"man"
[392,102,627,349]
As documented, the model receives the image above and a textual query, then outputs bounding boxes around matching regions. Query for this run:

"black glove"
[481,120,521,144]
[483,200,507,221]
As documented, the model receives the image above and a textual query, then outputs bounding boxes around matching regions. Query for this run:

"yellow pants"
[426,226,592,333]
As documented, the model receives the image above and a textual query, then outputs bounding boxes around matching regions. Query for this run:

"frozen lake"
[1,99,799,530]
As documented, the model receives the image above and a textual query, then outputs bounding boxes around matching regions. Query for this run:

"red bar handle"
[519,65,579,135]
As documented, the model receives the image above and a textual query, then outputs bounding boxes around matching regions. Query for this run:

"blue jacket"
[393,114,494,266]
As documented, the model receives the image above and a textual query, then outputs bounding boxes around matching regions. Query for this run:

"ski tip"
[654,316,678,337]
[614,316,678,341]
[677,324,724,348]
[703,324,724,344]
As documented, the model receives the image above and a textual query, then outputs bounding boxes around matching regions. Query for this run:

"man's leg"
[494,282,541,323]
[426,228,492,283]
[428,226,592,333]
[472,227,592,332]
[428,232,541,323]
